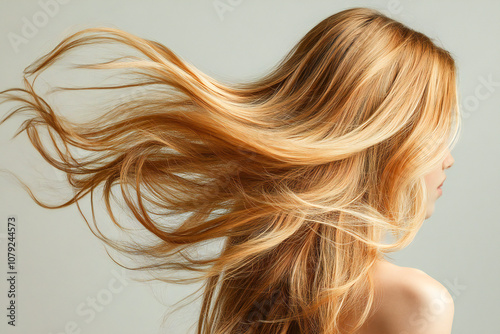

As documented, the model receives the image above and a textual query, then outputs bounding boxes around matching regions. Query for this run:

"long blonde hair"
[0,7,461,334]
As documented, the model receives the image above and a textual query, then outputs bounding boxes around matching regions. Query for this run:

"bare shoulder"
[367,260,455,334]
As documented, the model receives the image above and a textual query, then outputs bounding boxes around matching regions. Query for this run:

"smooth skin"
[423,148,455,219]
[354,148,456,334]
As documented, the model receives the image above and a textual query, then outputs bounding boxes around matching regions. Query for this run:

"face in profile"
[423,148,455,219]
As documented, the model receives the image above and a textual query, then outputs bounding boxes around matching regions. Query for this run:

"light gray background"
[0,1,499,333]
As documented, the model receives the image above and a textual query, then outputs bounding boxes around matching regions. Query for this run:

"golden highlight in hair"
[0,7,461,334]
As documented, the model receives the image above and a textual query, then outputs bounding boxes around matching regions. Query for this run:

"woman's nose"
[443,151,455,169]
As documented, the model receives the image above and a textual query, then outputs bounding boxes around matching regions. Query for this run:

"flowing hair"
[0,7,461,334]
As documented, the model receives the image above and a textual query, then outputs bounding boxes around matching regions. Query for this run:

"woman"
[0,6,461,334]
